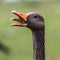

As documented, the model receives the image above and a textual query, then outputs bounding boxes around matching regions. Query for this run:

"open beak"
[11,10,27,27]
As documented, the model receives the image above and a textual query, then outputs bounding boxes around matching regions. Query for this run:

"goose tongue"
[11,10,27,27]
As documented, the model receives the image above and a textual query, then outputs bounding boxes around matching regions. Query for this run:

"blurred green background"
[0,0,60,60]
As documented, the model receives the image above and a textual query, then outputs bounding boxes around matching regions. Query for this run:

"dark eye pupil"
[34,16,37,18]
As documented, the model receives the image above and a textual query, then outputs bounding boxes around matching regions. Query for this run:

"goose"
[11,10,45,60]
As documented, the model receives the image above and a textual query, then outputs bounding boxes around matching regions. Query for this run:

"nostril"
[20,14,23,15]
[20,13,23,15]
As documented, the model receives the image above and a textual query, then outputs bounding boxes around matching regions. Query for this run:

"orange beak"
[11,10,27,21]
[11,10,28,27]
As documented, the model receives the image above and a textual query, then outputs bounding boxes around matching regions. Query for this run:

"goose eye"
[34,16,37,18]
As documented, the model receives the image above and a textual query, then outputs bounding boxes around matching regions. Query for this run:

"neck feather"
[31,29,45,60]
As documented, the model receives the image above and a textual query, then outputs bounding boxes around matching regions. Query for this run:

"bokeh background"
[0,0,60,60]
